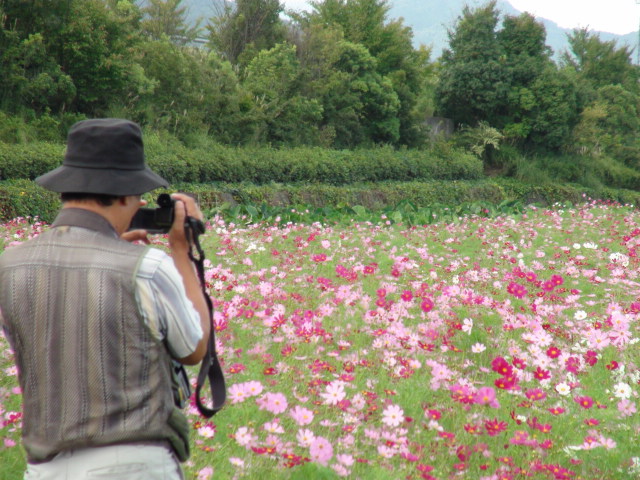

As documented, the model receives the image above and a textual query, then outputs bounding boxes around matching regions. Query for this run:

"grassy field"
[1,200,639,479]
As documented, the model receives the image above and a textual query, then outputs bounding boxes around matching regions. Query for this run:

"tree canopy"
[0,0,638,163]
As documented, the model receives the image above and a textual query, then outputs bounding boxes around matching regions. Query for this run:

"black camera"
[129,193,176,233]
[129,193,205,237]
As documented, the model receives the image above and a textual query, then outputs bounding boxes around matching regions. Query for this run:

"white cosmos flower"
[555,382,571,396]
[613,382,632,399]
[462,318,473,334]
[574,310,587,321]
[471,343,486,353]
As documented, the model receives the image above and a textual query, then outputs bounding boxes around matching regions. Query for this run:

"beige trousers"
[24,444,184,480]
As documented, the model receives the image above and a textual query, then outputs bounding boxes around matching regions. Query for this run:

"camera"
[129,193,205,235]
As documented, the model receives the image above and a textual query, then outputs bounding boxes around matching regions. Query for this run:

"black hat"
[35,118,169,195]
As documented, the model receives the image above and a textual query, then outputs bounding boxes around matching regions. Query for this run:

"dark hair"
[60,192,121,206]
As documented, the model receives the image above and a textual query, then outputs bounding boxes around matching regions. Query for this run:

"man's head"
[35,118,168,196]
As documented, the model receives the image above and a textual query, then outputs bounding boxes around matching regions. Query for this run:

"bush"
[0,180,60,222]
[3,179,640,224]
[0,142,65,180]
[0,138,484,185]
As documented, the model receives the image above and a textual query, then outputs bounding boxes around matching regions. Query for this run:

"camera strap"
[186,220,226,418]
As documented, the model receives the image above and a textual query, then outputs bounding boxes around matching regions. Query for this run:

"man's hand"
[168,193,204,254]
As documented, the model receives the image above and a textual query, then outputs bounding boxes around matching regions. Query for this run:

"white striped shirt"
[135,247,203,359]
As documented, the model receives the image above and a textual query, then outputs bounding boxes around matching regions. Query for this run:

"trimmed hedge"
[0,139,483,185]
[3,179,640,224]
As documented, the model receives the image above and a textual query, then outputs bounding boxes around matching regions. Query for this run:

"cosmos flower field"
[1,200,640,479]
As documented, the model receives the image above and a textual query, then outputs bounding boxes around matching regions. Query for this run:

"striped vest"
[0,209,189,463]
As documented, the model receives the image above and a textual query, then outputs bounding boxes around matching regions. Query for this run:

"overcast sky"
[281,0,640,35]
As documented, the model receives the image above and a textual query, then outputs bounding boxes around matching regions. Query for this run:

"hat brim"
[35,165,169,195]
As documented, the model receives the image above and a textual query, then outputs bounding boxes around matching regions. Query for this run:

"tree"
[134,38,245,142]
[435,1,510,128]
[570,85,640,165]
[140,0,202,45]
[562,28,639,94]
[0,0,146,116]
[207,0,286,66]
[242,43,323,145]
[57,0,148,114]
[296,0,431,146]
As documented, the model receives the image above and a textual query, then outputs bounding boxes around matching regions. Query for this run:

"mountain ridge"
[179,0,638,61]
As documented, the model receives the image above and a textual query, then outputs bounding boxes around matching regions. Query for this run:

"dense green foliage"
[3,177,640,225]
[1,0,634,158]
[0,0,638,220]
[0,139,482,184]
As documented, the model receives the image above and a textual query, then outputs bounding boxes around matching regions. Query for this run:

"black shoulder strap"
[187,219,226,417]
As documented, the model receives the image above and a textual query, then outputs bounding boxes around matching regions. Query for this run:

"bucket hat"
[35,118,169,195]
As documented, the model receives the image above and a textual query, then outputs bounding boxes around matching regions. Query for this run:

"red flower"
[574,395,594,409]
[512,357,527,370]
[494,375,518,390]
[606,360,619,370]
[525,388,546,401]
[401,290,413,302]
[420,298,434,313]
[484,418,508,436]
[546,346,561,358]
[533,366,550,380]
[584,350,598,366]
[426,409,441,420]
[491,356,513,376]
[507,281,528,298]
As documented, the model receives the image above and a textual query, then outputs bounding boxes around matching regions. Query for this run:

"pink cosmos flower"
[321,381,346,405]
[617,399,637,417]
[336,454,355,466]
[473,386,500,408]
[586,329,611,350]
[244,381,264,397]
[197,467,213,480]
[234,427,256,447]
[381,404,404,428]
[309,436,333,465]
[289,405,314,426]
[228,383,250,404]
[257,392,288,414]
[296,428,315,447]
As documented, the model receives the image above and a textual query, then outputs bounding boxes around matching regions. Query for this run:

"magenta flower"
[420,298,434,313]
[574,395,594,409]
[525,388,546,401]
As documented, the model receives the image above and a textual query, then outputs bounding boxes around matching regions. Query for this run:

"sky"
[281,0,640,35]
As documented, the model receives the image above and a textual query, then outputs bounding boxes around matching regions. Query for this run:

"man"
[0,118,209,479]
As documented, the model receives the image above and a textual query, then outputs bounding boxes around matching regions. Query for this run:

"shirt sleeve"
[135,248,203,359]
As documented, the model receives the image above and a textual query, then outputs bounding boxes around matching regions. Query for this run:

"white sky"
[281,0,640,35]
[508,0,640,35]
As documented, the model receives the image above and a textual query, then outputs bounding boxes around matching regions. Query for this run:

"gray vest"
[0,209,190,463]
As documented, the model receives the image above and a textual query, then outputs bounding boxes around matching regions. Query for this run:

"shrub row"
[0,138,483,185]
[3,179,639,224]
